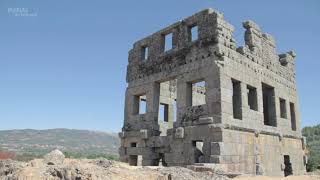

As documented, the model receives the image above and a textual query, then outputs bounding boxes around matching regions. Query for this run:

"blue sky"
[0,0,319,132]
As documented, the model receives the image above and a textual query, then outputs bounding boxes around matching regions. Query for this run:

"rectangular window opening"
[141,46,149,60]
[159,103,169,122]
[164,33,173,51]
[262,83,276,126]
[133,94,146,115]
[290,102,296,131]
[232,79,242,119]
[139,98,146,114]
[189,25,198,42]
[158,79,177,136]
[280,98,287,119]
[247,85,258,111]
[130,142,137,147]
[191,80,206,106]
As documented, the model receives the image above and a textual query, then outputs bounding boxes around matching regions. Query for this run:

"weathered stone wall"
[219,20,300,137]
[213,129,305,176]
[119,8,305,176]
[165,125,223,166]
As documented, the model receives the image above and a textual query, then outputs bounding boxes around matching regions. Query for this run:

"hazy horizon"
[0,127,120,133]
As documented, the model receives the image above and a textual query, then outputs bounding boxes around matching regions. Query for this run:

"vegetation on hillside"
[0,129,120,161]
[63,151,118,160]
[13,151,118,162]
[302,124,320,172]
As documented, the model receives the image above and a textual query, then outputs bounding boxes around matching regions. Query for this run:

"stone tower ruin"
[119,9,307,176]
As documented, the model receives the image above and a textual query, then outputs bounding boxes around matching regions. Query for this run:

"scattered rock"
[43,149,65,165]
[94,159,114,168]
[0,160,21,177]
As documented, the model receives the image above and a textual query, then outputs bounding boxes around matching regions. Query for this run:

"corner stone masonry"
[119,8,307,176]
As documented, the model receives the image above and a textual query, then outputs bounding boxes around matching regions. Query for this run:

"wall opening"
[280,98,287,119]
[192,140,204,163]
[164,33,173,51]
[280,59,288,66]
[158,153,167,166]
[158,79,177,136]
[290,102,297,131]
[192,80,206,106]
[129,155,142,166]
[188,25,198,42]
[173,100,177,122]
[232,79,242,119]
[139,97,147,114]
[129,155,138,166]
[133,94,147,115]
[130,142,137,147]
[159,103,169,122]
[303,155,307,166]
[247,85,258,111]
[141,46,149,60]
[284,155,293,176]
[262,83,276,126]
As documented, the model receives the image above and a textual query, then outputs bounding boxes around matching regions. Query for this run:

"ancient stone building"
[119,9,307,176]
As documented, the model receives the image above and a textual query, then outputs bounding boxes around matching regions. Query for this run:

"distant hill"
[302,124,320,171]
[0,129,120,161]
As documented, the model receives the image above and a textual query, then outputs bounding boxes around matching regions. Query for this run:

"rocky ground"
[0,150,319,180]
[0,158,230,180]
[1,159,319,180]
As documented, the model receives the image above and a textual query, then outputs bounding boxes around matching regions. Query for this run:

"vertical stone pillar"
[240,82,249,120]
[147,82,160,129]
[256,86,264,126]
[123,89,130,124]
[294,99,301,135]
[205,69,222,123]
[286,100,291,123]
[270,89,277,126]
[131,95,139,116]
[176,78,190,125]
[219,73,233,124]
[168,103,174,122]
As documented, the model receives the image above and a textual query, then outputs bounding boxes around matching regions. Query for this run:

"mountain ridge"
[0,128,120,160]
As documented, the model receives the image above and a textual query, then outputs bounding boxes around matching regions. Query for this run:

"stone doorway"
[192,140,204,163]
[129,155,142,166]
[284,155,293,176]
[158,153,167,166]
